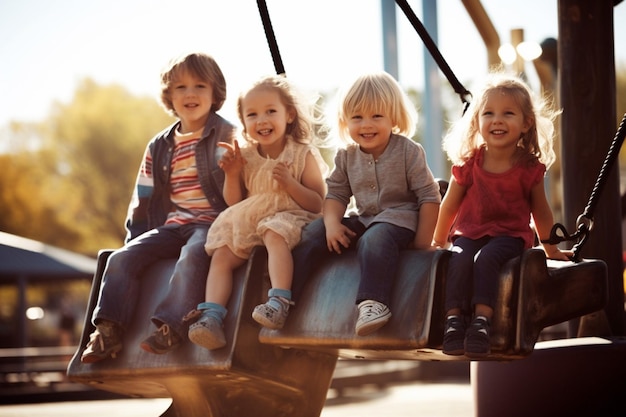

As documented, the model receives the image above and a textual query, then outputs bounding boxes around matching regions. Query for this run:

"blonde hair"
[442,71,558,169]
[237,74,324,145]
[159,52,227,117]
[335,72,417,144]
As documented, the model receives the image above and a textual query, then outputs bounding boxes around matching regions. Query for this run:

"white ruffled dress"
[205,139,326,259]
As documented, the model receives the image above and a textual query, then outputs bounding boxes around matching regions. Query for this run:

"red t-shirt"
[450,147,546,248]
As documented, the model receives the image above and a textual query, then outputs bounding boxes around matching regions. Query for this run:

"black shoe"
[464,316,491,359]
[442,315,466,356]
[140,323,182,354]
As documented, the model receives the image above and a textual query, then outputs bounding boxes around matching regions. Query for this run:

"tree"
[617,62,626,130]
[0,78,174,256]
[0,150,79,246]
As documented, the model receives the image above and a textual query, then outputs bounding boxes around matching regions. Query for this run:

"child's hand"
[325,223,356,254]
[218,140,245,175]
[417,243,440,251]
[408,240,439,251]
[543,244,573,261]
[429,240,449,250]
[272,162,295,188]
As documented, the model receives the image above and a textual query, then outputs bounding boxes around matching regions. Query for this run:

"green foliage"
[617,63,626,128]
[0,151,80,247]
[0,78,174,256]
[616,63,626,167]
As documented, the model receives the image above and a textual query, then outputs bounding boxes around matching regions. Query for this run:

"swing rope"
[257,0,472,112]
[391,1,623,262]
[254,0,623,263]
[256,0,285,76]
[542,112,626,262]
[394,0,472,114]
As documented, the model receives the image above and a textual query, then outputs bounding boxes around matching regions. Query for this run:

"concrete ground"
[0,380,474,417]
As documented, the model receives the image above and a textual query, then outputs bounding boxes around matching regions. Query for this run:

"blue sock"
[268,288,291,299]
[196,302,227,323]
[267,288,291,310]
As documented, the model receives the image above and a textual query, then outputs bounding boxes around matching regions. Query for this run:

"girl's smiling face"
[478,91,530,152]
[241,87,294,157]
[346,109,393,160]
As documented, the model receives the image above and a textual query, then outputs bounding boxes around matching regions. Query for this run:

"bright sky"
[1,0,625,128]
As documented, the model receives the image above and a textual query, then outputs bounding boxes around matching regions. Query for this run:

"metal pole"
[381,0,398,79]
[421,0,445,178]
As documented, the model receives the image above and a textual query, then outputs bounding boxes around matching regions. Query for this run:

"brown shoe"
[140,323,182,354]
[81,320,123,363]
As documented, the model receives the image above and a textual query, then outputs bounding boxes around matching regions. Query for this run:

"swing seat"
[67,248,338,417]
[260,248,608,361]
[67,246,607,416]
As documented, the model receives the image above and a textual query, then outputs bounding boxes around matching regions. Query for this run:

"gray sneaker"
[252,296,293,330]
[188,315,226,350]
[355,300,391,336]
[81,320,123,363]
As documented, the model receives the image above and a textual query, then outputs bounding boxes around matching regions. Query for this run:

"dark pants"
[444,235,524,315]
[291,217,414,307]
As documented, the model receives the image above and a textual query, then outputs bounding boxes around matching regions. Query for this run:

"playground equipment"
[68,1,625,415]
[67,243,607,416]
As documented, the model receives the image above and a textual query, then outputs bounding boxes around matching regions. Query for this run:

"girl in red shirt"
[432,72,571,358]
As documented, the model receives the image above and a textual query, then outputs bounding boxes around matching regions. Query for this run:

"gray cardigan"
[326,134,441,232]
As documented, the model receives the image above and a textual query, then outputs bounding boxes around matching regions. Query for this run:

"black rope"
[256,0,285,76]
[542,112,626,262]
[394,0,472,114]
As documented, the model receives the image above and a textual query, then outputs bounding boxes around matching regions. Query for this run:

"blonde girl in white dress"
[187,75,328,350]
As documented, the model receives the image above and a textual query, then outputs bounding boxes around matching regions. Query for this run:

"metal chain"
[542,112,626,261]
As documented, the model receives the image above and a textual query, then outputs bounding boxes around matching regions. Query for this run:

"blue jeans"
[292,217,414,306]
[91,223,210,339]
[444,235,525,314]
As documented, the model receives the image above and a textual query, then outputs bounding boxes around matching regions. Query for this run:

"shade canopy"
[0,232,96,280]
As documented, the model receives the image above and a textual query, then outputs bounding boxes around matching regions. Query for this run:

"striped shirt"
[165,128,216,225]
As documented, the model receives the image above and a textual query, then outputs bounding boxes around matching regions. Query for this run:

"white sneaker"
[355,300,391,336]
